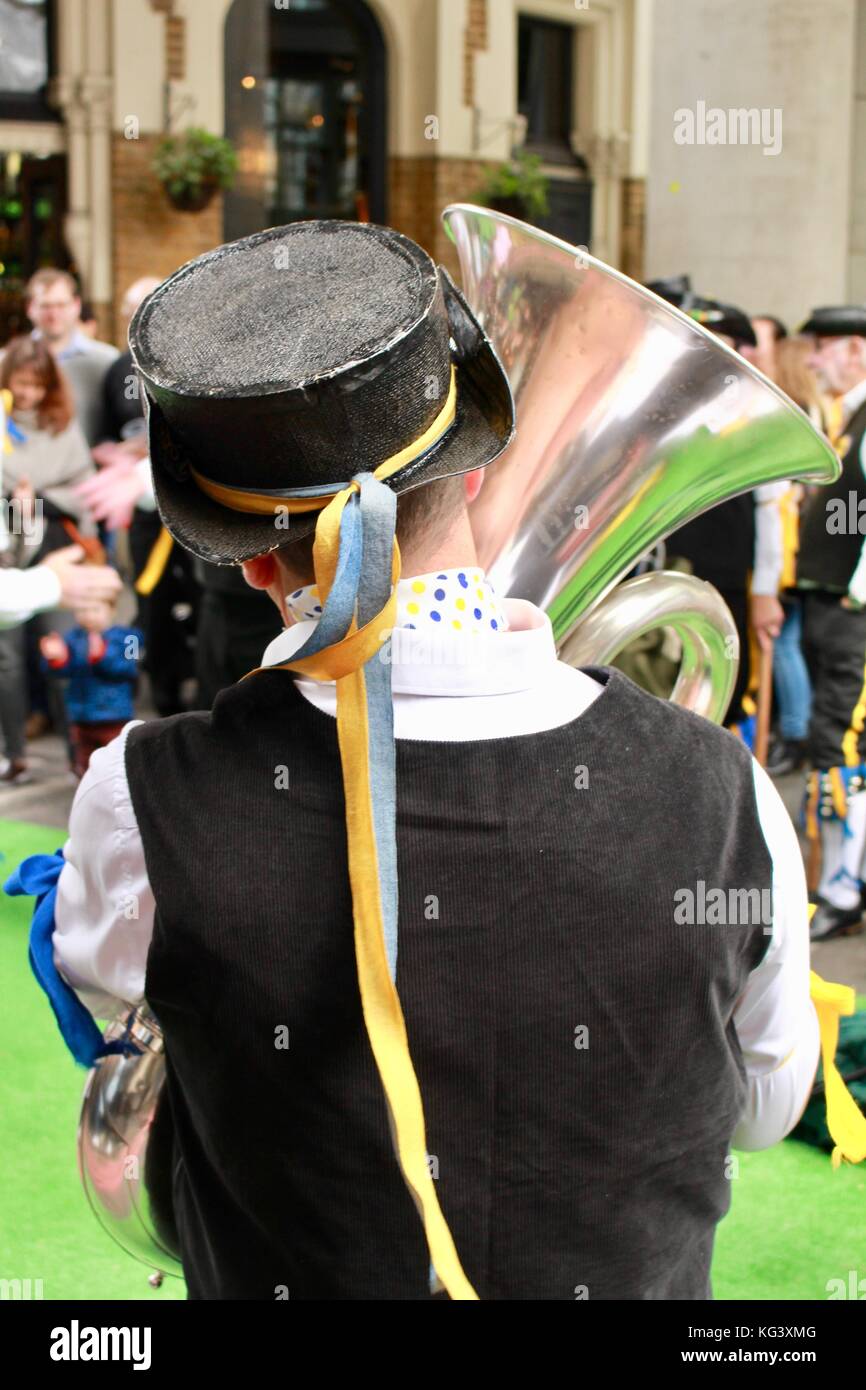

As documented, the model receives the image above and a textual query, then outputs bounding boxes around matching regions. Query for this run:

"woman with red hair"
[0,335,95,783]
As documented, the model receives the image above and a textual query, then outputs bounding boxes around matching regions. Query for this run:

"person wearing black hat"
[797,306,866,940]
[665,297,786,729]
[644,273,693,309]
[20,222,819,1300]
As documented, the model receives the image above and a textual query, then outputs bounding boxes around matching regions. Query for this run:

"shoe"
[0,756,32,785]
[810,902,865,942]
[766,738,807,777]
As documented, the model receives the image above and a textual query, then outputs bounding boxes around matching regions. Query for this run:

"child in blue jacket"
[40,596,142,778]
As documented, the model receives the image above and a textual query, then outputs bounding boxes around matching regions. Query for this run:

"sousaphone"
[77,207,840,1282]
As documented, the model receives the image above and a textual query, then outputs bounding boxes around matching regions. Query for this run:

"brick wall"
[111,133,222,346]
[620,177,646,284]
[463,0,488,108]
[388,155,488,277]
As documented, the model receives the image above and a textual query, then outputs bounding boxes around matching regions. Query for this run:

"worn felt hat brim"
[142,278,514,567]
[799,307,866,339]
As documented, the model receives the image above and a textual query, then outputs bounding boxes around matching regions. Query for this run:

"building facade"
[0,0,860,345]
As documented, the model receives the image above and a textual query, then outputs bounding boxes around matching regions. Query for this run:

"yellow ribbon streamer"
[808,903,866,1167]
[232,368,476,1297]
[809,969,866,1167]
[192,366,457,517]
[135,526,174,596]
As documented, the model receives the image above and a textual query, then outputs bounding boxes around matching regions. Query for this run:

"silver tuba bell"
[78,207,840,1282]
[443,203,839,722]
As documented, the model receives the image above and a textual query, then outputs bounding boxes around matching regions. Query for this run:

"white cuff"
[134,457,157,512]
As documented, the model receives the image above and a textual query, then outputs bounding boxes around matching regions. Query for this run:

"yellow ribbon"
[192,366,457,517]
[825,395,851,460]
[135,526,175,596]
[809,967,866,1167]
[229,369,475,1297]
[807,903,866,1166]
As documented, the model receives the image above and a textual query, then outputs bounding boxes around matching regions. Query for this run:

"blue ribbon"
[4,850,140,1067]
[269,473,400,977]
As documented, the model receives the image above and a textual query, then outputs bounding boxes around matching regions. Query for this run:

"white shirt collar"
[842,376,866,420]
[261,581,560,698]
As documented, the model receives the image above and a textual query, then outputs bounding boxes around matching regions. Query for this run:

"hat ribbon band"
[239,417,477,1299]
[190,364,458,518]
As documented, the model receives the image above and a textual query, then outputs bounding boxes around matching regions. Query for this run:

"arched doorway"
[224,0,387,242]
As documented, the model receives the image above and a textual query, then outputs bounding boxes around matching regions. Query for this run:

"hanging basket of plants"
[474,151,550,225]
[153,127,238,213]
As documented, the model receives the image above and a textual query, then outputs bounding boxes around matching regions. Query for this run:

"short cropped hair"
[25,268,80,302]
[274,472,466,581]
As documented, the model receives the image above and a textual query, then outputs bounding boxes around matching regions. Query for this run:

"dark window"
[518,14,574,164]
[0,0,59,123]
[224,0,386,241]
[0,150,71,342]
[517,13,592,248]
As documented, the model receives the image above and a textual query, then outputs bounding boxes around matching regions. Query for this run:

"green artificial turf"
[1,815,864,1302]
[0,818,185,1302]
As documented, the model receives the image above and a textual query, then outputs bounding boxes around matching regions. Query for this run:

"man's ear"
[241,553,278,591]
[464,467,485,504]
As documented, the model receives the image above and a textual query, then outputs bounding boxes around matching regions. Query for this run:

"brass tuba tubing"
[559,570,738,726]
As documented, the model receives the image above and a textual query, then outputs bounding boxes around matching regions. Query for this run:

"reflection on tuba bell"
[443,203,839,719]
[77,207,840,1282]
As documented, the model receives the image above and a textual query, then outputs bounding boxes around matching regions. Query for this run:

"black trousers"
[801,589,866,770]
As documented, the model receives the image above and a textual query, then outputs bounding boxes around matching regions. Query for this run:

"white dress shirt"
[752,481,787,596]
[52,572,819,1152]
[836,377,866,605]
[0,564,62,629]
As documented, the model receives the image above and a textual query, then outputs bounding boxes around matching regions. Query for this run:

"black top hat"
[128,221,515,565]
[799,306,866,339]
[684,296,757,348]
[645,273,693,309]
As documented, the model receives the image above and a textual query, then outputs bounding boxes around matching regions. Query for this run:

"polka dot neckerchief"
[285,567,511,635]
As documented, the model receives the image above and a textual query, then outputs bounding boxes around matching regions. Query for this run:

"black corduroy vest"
[126,665,771,1301]
[798,398,866,592]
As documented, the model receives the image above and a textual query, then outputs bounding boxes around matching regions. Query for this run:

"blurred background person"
[765,335,826,777]
[797,308,866,940]
[0,336,96,778]
[40,590,141,780]
[24,268,118,448]
[79,275,200,716]
[665,297,785,731]
[742,314,788,381]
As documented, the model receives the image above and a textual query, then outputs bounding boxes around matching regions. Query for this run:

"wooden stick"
[753,642,773,767]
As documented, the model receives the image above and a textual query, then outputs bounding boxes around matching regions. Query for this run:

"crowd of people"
[646,275,866,944]
[0,267,284,785]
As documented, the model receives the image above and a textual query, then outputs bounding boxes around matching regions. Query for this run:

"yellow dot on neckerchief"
[456,597,466,611]
[412,580,425,594]
[453,619,462,629]
[407,601,419,615]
